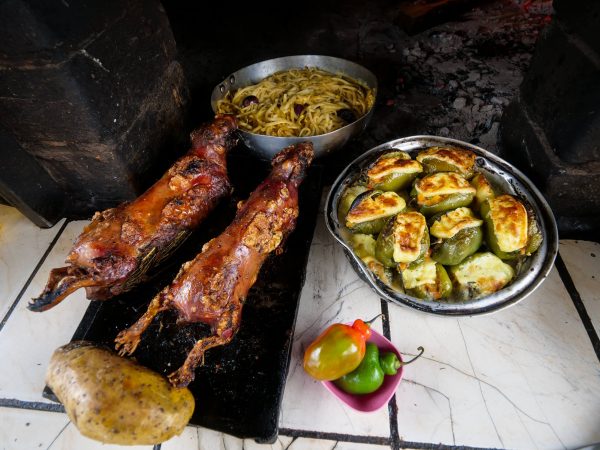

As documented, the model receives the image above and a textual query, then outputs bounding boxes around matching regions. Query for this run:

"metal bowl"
[210,55,377,159]
[325,136,559,316]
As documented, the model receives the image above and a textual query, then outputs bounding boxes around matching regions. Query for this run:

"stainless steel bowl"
[325,136,559,316]
[210,55,377,159]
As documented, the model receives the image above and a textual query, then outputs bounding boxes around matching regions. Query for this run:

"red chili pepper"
[303,315,381,381]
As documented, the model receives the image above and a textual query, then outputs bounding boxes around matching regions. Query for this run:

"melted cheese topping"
[367,157,423,183]
[415,172,476,198]
[452,252,514,295]
[401,259,437,289]
[392,211,427,263]
[430,207,483,239]
[416,146,476,175]
[346,192,406,225]
[471,173,495,204]
[489,195,528,252]
[362,256,390,282]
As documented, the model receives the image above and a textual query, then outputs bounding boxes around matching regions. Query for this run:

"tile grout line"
[555,252,600,362]
[279,428,390,446]
[0,398,65,413]
[381,298,401,450]
[0,219,69,333]
[279,427,502,449]
[0,397,503,450]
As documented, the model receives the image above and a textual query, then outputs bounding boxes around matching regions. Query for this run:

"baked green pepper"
[411,172,476,216]
[362,256,404,292]
[374,217,397,268]
[447,252,514,300]
[470,173,495,213]
[338,185,368,220]
[416,146,476,179]
[429,207,484,265]
[481,195,528,260]
[401,259,452,301]
[349,234,377,259]
[525,206,543,255]
[419,193,474,216]
[366,151,423,192]
[431,227,483,266]
[375,211,429,268]
[346,190,406,234]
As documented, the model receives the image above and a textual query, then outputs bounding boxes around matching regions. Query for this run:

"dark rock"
[500,2,600,238]
[554,0,600,54]
[519,21,600,165]
[0,0,189,226]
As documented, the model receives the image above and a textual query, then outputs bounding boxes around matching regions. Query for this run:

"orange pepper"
[303,316,380,381]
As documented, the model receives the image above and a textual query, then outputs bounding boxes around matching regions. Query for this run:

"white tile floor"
[1,204,599,450]
[0,206,64,320]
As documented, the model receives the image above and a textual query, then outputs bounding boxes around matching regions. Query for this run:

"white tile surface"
[0,221,90,403]
[0,407,152,450]
[389,267,600,449]
[280,216,391,437]
[559,240,600,336]
[162,426,391,450]
[0,407,69,450]
[0,206,64,320]
[1,202,599,450]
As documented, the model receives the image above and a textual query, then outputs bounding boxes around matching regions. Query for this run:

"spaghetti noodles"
[215,67,375,137]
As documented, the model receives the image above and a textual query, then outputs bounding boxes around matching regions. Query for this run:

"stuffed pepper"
[366,151,423,192]
[375,211,429,268]
[416,146,476,179]
[345,190,406,234]
[411,172,476,216]
[429,207,483,265]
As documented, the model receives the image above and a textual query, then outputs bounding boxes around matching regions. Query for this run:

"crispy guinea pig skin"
[46,341,194,445]
[29,115,238,312]
[116,142,314,388]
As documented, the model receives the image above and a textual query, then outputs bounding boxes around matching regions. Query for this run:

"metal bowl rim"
[325,135,559,316]
[210,54,378,141]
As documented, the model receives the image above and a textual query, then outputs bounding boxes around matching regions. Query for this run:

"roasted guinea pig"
[28,115,238,312]
[115,142,314,387]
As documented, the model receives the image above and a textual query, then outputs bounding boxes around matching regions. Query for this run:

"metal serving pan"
[325,136,559,316]
[210,55,377,159]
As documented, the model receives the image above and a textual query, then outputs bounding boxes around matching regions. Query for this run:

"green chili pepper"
[334,343,384,394]
[379,351,401,375]
[334,344,425,394]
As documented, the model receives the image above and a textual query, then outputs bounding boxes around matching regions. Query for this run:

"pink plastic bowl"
[321,327,403,413]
